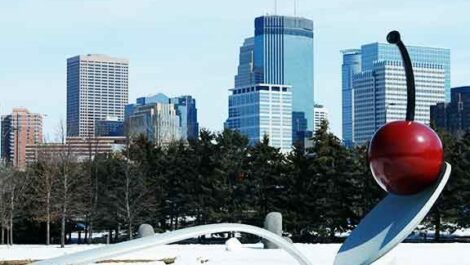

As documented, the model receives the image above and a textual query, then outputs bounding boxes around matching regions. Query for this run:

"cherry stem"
[386,31,415,122]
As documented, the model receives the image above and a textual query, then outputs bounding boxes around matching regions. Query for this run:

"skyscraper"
[342,43,450,145]
[353,61,445,144]
[225,84,292,152]
[67,54,129,137]
[126,102,181,146]
[361,43,450,101]
[1,108,43,169]
[227,15,314,149]
[341,49,362,146]
[431,86,470,135]
[314,104,329,133]
[254,16,314,144]
[126,93,199,141]
[170,96,199,140]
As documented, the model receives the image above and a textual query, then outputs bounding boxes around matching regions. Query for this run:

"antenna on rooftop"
[274,0,277,15]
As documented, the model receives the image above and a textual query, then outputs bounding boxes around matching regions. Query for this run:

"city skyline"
[1,0,470,140]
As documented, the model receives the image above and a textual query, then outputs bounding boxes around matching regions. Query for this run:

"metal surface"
[31,223,312,265]
[334,162,451,265]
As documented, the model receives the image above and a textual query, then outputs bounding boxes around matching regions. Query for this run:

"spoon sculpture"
[31,31,451,265]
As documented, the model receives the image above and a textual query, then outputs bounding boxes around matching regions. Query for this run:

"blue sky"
[1,0,469,140]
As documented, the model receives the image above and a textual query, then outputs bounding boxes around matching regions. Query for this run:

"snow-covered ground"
[0,242,469,265]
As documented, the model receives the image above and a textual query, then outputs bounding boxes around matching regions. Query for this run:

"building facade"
[341,49,362,146]
[361,43,450,101]
[342,42,450,146]
[228,15,314,149]
[67,54,128,137]
[225,84,292,152]
[126,102,181,145]
[431,86,470,135]
[314,104,329,133]
[1,108,43,168]
[353,61,445,144]
[126,93,198,141]
[95,117,124,137]
[170,96,199,140]
[26,136,126,164]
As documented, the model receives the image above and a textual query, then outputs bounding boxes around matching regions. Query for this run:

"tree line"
[1,120,469,246]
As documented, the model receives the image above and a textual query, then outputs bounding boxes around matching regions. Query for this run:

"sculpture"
[31,31,450,265]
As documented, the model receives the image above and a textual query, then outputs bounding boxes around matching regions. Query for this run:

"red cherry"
[368,121,444,195]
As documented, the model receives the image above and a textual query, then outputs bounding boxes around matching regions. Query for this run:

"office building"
[126,100,181,145]
[170,96,199,140]
[95,117,124,137]
[67,54,128,137]
[228,15,314,148]
[225,84,292,152]
[126,93,198,141]
[26,136,126,164]
[353,61,445,144]
[341,49,362,146]
[1,108,43,169]
[431,86,470,135]
[314,104,329,133]
[343,43,450,145]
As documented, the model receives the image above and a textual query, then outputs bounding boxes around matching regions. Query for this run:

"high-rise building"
[342,43,450,145]
[67,54,129,137]
[234,37,256,88]
[353,61,445,144]
[361,43,450,101]
[227,15,314,148]
[314,104,329,133]
[1,108,43,169]
[126,102,180,146]
[431,86,470,135]
[225,84,292,152]
[341,49,362,146]
[126,93,198,141]
[170,96,199,140]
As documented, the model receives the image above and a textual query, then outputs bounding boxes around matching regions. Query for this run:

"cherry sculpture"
[368,31,444,195]
[334,31,451,265]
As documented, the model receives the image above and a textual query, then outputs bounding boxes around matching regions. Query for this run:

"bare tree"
[85,136,100,244]
[54,122,83,248]
[0,163,30,245]
[110,136,154,241]
[30,147,59,245]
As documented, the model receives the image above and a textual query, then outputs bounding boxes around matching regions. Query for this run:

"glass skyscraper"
[341,49,362,147]
[170,96,199,140]
[227,15,314,149]
[125,93,198,141]
[342,43,450,146]
[126,102,181,146]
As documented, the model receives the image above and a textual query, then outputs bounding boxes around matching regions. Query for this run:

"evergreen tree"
[309,120,355,241]
[247,135,287,222]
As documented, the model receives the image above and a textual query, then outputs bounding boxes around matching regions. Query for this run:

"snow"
[1,242,469,265]
[225,238,242,251]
